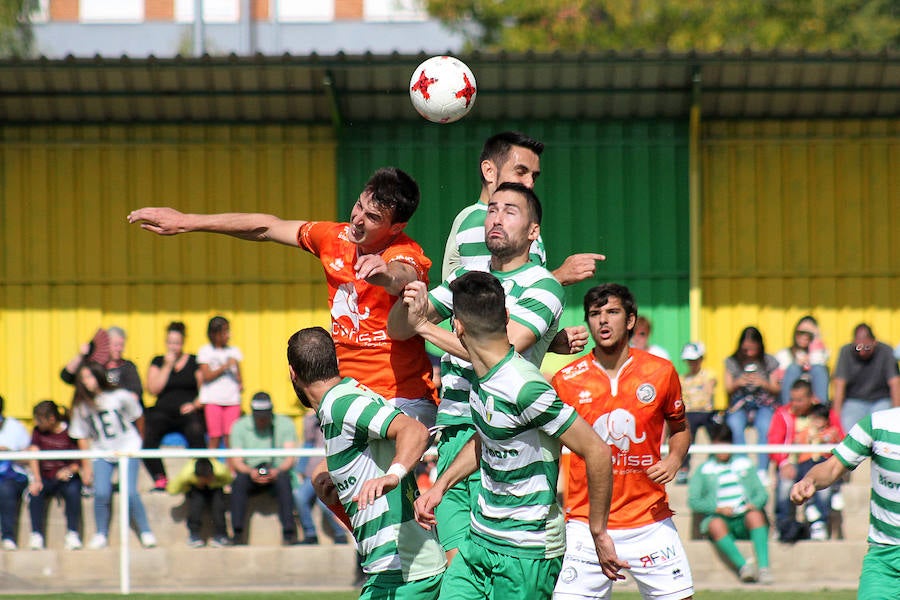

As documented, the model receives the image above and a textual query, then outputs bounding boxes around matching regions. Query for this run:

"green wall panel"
[337,120,690,367]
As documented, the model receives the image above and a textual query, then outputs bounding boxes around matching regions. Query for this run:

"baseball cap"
[250,392,274,415]
[680,342,705,361]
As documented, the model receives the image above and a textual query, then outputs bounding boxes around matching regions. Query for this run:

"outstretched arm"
[127,207,305,247]
[790,454,848,505]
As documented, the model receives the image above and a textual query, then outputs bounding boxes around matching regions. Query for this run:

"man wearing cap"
[228,391,299,545]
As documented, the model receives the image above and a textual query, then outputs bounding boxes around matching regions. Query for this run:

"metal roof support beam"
[322,69,343,133]
[689,66,702,343]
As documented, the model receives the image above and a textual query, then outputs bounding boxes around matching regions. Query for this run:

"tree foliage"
[0,0,39,58]
[426,0,899,52]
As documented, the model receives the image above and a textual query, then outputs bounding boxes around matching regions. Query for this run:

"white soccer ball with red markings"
[409,56,477,124]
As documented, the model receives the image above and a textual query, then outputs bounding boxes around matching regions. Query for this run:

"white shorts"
[392,397,437,430]
[553,519,693,600]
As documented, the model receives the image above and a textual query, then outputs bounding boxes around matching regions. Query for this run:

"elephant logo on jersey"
[636,383,656,404]
[332,282,370,331]
[593,408,646,452]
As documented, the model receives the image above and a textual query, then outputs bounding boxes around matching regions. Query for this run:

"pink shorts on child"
[204,404,242,438]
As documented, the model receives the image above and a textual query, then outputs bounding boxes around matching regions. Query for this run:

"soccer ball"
[409,56,477,124]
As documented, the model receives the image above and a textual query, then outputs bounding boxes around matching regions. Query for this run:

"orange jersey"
[297,221,438,403]
[552,349,686,530]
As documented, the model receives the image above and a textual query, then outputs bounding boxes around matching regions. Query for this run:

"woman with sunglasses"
[775,315,830,405]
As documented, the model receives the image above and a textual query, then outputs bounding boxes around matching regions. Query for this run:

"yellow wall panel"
[0,125,336,420]
[699,120,900,409]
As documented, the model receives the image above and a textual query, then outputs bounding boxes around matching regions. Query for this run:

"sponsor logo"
[561,360,590,379]
[578,390,592,404]
[593,408,647,452]
[484,446,519,460]
[639,545,679,568]
[874,442,900,458]
[672,567,685,580]
[336,475,357,493]
[332,282,371,332]
[328,257,345,272]
[636,383,656,404]
[559,566,578,584]
[878,473,900,490]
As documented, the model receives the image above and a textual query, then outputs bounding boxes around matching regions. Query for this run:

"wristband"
[386,463,408,481]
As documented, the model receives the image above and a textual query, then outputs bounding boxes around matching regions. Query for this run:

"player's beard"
[486,230,528,263]
[291,379,312,409]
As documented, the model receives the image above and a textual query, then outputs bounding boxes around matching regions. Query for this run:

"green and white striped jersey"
[441,201,547,280]
[430,260,564,427]
[833,407,900,547]
[699,456,753,515]
[317,377,446,581]
[468,348,577,559]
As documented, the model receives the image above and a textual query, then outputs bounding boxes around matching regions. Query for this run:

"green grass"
[0,592,857,600]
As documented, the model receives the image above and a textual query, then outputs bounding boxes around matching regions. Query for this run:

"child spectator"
[166,457,232,548]
[26,400,84,551]
[197,316,243,450]
[794,403,843,540]
[688,423,773,585]
[677,341,718,483]
[68,361,157,550]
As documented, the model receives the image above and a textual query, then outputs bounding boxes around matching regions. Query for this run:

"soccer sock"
[750,525,770,568]
[714,533,746,569]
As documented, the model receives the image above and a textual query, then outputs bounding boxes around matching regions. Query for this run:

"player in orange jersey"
[552,283,693,600]
[128,167,438,427]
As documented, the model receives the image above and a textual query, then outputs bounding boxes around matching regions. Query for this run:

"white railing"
[0,443,838,594]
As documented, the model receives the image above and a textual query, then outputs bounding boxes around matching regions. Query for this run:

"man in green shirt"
[287,326,446,600]
[413,271,627,600]
[228,391,299,545]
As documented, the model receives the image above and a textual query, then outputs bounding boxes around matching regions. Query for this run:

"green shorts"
[435,424,480,552]
[438,538,562,600]
[359,571,443,600]
[858,544,900,600]
[700,513,752,539]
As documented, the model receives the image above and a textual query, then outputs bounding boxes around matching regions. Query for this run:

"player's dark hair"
[287,327,340,385]
[207,316,230,344]
[194,457,214,478]
[0,394,4,415]
[450,271,508,337]
[494,181,542,225]
[479,131,544,186]
[167,321,186,337]
[582,283,638,337]
[364,167,420,224]
[710,423,734,444]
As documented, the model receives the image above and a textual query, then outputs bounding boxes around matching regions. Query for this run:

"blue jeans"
[840,398,892,434]
[0,476,27,541]
[781,364,830,405]
[92,458,152,536]
[293,477,347,542]
[29,476,83,534]
[726,403,775,472]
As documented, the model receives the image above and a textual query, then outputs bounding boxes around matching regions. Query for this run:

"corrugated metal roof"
[1,51,897,124]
